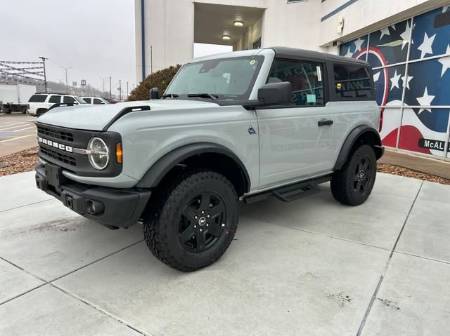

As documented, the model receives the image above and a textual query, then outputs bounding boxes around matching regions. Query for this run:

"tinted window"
[63,96,75,103]
[334,64,372,99]
[82,98,91,103]
[48,95,61,104]
[268,59,324,106]
[28,94,47,102]
[93,98,104,104]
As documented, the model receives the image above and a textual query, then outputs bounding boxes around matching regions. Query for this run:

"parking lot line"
[0,123,32,131]
[0,134,35,143]
[11,127,35,133]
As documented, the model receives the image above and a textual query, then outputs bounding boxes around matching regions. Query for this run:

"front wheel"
[143,171,239,272]
[331,145,377,206]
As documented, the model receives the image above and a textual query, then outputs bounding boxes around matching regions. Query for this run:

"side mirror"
[149,87,160,100]
[257,82,292,106]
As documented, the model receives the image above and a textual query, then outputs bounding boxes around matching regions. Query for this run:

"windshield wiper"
[162,93,179,99]
[187,93,219,100]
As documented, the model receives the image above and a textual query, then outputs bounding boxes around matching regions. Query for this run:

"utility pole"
[126,81,129,98]
[109,76,112,99]
[63,67,71,93]
[39,56,48,92]
[118,80,122,101]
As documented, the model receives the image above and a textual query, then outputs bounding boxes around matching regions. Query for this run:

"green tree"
[128,65,181,101]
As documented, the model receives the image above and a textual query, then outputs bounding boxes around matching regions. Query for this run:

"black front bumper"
[35,164,151,228]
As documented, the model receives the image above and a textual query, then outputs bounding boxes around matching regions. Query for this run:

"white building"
[135,0,450,160]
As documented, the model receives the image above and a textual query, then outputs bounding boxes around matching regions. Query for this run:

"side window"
[268,59,325,106]
[334,64,372,99]
[93,98,104,104]
[48,95,61,104]
[83,98,91,104]
[63,96,75,104]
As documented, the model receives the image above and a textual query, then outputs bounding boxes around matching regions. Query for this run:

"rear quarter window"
[333,63,373,100]
[28,94,47,103]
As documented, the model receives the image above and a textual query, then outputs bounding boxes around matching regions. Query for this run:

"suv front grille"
[40,146,76,166]
[37,125,74,142]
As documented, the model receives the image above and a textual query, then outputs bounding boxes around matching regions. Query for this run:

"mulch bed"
[0,147,38,177]
[1,147,450,185]
[377,163,450,185]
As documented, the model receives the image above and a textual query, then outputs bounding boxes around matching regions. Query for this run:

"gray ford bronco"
[35,47,384,271]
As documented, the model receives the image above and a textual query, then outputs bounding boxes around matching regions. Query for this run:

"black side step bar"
[244,174,332,204]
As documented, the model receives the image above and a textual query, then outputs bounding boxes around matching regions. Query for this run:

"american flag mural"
[340,5,450,158]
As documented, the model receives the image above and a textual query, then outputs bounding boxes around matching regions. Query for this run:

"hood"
[36,100,219,131]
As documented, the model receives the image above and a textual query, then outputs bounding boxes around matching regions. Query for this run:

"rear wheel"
[143,171,239,272]
[331,145,377,206]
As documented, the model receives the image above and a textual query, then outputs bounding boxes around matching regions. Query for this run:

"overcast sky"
[1,0,233,95]
[1,0,136,93]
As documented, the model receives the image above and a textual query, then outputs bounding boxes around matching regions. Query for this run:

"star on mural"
[379,27,391,39]
[344,48,353,58]
[418,32,436,58]
[401,74,413,90]
[373,72,381,82]
[353,38,365,52]
[438,45,450,77]
[400,21,412,50]
[416,87,435,114]
[390,70,401,90]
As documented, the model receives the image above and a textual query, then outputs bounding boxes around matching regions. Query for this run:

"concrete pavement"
[0,172,449,335]
[0,114,37,157]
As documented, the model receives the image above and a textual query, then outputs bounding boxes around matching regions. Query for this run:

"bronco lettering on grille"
[38,137,73,153]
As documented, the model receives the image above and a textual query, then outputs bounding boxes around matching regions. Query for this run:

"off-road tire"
[143,171,239,272]
[331,145,377,206]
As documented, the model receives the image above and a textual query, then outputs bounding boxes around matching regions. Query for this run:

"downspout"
[141,0,146,81]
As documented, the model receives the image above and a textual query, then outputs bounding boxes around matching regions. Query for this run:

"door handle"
[318,119,333,127]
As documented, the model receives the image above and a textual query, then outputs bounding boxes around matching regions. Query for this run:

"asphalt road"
[0,113,37,157]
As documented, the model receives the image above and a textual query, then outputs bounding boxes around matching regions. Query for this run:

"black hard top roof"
[271,47,368,65]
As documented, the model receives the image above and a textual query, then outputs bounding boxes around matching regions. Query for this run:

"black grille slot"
[40,147,76,166]
[37,125,74,142]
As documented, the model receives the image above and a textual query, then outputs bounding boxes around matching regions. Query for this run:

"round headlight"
[88,137,109,170]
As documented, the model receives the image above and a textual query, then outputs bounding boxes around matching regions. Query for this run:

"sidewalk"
[380,148,450,180]
[1,171,450,335]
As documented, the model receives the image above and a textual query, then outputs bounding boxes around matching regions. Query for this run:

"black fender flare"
[334,125,383,170]
[136,142,251,191]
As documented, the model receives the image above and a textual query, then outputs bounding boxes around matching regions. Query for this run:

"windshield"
[165,56,264,101]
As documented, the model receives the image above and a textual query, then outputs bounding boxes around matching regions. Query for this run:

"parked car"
[35,47,384,271]
[81,96,109,105]
[28,93,86,116]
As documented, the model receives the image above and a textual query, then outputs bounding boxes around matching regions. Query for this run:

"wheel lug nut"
[207,215,210,218]
[221,223,225,227]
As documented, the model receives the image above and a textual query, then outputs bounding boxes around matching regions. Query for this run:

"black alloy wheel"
[179,192,227,253]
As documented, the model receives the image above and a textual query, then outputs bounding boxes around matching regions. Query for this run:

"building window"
[339,5,450,158]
